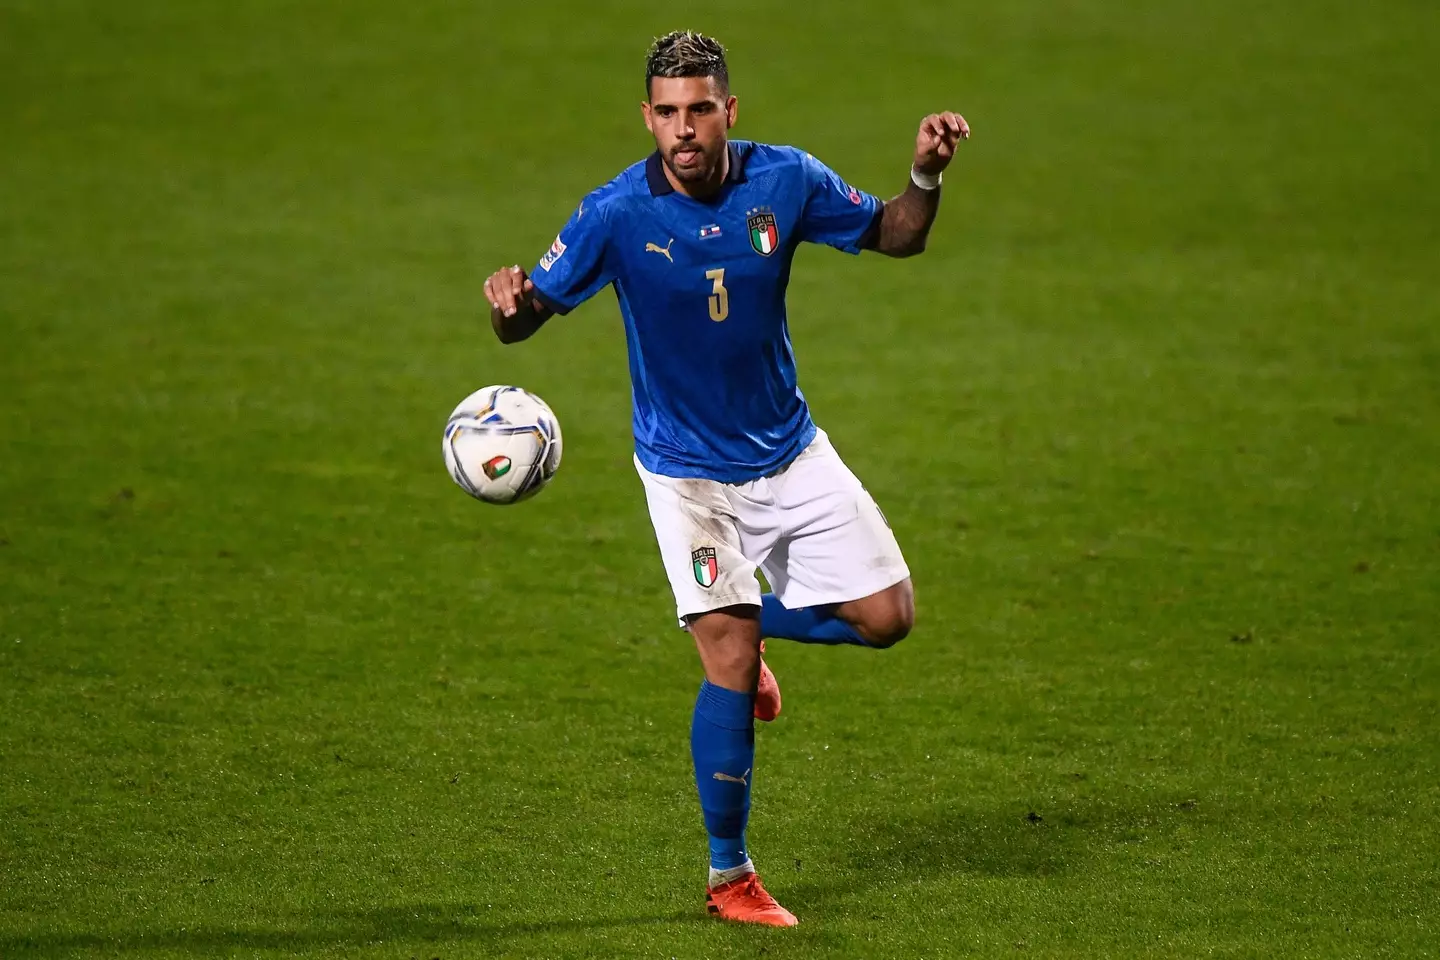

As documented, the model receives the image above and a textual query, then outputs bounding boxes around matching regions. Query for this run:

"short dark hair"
[645,30,728,97]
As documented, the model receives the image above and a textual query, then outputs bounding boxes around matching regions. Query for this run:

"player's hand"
[913,112,969,176]
[484,264,536,318]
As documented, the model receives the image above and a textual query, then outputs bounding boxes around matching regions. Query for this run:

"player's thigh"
[760,433,910,609]
[634,457,763,621]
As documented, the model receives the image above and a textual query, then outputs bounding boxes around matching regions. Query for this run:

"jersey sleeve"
[529,195,614,315]
[798,152,884,255]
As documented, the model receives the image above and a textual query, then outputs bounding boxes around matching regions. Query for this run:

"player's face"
[642,76,737,185]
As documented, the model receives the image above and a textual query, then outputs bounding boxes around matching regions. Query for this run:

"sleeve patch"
[538,236,567,272]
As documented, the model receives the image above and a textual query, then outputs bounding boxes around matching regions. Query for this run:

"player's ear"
[641,100,654,134]
[725,95,738,129]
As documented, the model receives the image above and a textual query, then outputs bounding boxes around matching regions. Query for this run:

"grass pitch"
[2,0,1438,957]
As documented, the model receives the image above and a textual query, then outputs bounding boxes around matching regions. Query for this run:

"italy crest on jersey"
[746,208,778,256]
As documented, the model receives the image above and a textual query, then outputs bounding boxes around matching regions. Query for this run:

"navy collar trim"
[645,141,747,196]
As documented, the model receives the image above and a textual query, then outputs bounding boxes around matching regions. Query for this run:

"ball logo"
[482,455,512,480]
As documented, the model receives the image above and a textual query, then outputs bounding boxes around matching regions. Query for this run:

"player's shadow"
[0,903,700,956]
[783,796,1204,910]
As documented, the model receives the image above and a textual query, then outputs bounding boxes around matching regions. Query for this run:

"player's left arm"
[866,111,969,258]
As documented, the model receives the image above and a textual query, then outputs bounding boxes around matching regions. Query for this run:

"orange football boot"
[705,872,798,926]
[754,641,781,722]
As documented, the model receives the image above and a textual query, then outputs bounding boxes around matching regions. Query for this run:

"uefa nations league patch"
[538,235,566,272]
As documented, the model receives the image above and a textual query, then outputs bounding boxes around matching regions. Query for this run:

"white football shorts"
[634,429,911,622]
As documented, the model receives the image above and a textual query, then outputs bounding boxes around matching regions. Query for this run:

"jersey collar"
[645,141,747,197]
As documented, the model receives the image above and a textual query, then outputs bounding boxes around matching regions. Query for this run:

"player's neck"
[664,145,730,201]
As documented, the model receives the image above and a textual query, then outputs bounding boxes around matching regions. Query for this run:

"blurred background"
[2,1,1437,957]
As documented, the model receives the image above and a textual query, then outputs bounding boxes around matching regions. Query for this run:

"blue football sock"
[760,593,869,646]
[691,680,755,872]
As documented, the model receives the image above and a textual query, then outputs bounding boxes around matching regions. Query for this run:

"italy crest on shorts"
[692,546,718,588]
[746,209,778,256]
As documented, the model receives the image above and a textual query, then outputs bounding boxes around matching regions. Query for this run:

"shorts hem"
[772,566,911,611]
[675,590,763,625]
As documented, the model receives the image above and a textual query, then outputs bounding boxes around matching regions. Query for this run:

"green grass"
[2,0,1438,956]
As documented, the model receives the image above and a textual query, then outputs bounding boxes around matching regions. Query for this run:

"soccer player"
[484,30,967,927]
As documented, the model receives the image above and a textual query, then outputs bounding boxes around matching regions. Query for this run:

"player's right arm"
[485,265,553,343]
[486,193,615,344]
[485,265,552,343]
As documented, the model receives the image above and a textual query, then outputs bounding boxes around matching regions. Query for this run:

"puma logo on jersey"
[712,768,750,787]
[645,238,675,263]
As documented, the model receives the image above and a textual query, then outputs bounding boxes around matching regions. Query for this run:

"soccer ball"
[443,385,563,504]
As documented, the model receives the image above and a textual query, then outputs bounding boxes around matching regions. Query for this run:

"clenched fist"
[914,112,969,176]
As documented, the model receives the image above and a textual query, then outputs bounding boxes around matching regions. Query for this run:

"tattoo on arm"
[492,300,553,344]
[870,181,941,258]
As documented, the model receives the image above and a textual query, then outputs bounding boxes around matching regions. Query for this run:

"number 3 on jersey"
[705,268,729,322]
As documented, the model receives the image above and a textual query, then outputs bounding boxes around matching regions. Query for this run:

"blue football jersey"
[529,140,883,483]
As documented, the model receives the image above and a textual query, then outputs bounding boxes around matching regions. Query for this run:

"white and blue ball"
[443,385,562,505]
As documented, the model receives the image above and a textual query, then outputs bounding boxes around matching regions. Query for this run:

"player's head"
[642,31,737,187]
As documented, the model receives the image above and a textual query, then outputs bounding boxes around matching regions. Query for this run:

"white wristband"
[910,166,942,191]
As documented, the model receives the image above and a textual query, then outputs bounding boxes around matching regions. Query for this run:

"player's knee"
[859,609,913,648]
[688,606,763,686]
[707,635,760,675]
[852,585,915,649]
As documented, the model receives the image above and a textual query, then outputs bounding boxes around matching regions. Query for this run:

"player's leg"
[686,605,760,877]
[759,432,914,648]
[760,577,914,647]
[830,577,915,648]
[759,590,869,646]
[687,606,795,926]
[633,459,797,926]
